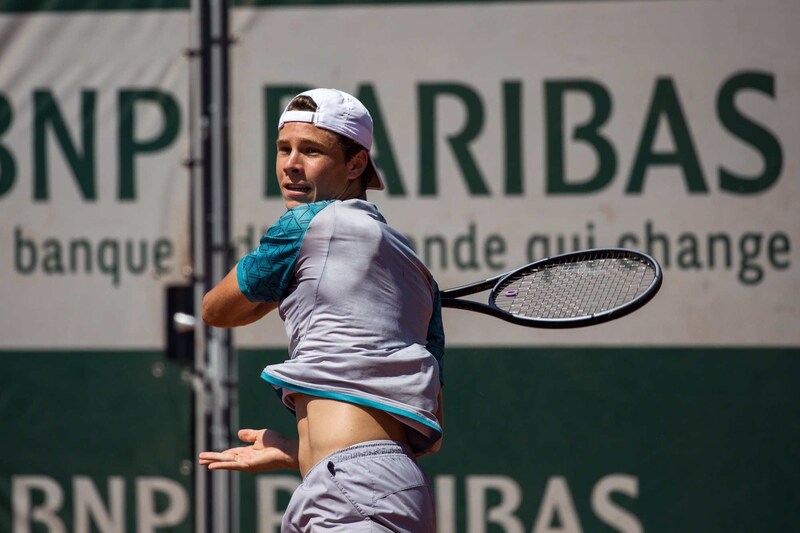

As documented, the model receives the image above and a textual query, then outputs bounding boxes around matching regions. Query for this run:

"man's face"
[276,122,362,209]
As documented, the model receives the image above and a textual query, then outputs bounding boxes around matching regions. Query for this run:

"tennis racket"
[440,248,662,328]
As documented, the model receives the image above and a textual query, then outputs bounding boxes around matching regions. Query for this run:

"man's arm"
[432,388,443,452]
[416,388,443,458]
[202,266,278,328]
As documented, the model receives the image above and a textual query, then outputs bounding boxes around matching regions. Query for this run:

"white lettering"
[435,475,457,533]
[74,476,124,533]
[12,475,66,533]
[256,475,301,533]
[135,477,188,533]
[591,475,643,533]
[532,476,583,533]
[466,475,524,533]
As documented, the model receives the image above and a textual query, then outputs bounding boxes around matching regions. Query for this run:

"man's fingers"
[207,461,247,471]
[198,451,236,463]
[237,428,261,443]
[197,451,231,460]
[198,452,249,471]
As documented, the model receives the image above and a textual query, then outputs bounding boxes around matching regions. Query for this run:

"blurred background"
[1,0,798,531]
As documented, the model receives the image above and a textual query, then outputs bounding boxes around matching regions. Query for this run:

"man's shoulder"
[270,200,336,237]
[275,199,389,239]
[283,200,337,223]
[338,199,387,223]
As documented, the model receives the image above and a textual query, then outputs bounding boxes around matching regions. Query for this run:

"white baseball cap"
[278,88,384,191]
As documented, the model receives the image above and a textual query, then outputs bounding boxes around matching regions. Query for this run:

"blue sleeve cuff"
[236,200,334,303]
[236,258,257,302]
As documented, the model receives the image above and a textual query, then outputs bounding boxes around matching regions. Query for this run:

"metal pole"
[192,0,236,531]
[186,3,206,530]
[183,2,208,532]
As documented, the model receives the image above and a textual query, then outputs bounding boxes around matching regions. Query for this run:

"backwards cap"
[278,88,384,191]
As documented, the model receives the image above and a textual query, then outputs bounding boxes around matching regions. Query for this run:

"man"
[198,88,444,532]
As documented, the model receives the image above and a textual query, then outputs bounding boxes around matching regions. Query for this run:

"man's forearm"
[202,266,278,327]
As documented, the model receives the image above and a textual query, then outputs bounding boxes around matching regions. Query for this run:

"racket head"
[487,248,662,328]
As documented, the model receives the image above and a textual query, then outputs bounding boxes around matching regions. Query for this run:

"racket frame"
[440,248,663,328]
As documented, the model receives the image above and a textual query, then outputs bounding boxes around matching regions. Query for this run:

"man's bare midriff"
[294,393,409,477]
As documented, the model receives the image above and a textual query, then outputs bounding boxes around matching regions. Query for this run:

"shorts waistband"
[305,440,414,479]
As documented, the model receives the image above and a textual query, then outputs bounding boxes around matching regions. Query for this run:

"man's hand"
[415,436,442,459]
[198,428,299,473]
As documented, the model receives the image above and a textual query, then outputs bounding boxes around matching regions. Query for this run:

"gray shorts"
[281,440,435,532]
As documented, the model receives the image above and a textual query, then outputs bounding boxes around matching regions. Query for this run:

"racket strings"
[493,253,656,320]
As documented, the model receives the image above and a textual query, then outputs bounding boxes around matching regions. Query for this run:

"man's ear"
[347,150,369,180]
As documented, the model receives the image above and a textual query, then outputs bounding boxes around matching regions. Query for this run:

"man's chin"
[282,196,313,209]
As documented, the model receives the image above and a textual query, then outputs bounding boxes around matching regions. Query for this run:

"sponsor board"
[1,2,797,348]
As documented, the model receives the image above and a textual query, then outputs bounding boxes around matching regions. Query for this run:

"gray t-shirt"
[237,199,444,452]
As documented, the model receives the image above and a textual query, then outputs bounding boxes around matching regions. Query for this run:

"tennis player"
[198,88,444,532]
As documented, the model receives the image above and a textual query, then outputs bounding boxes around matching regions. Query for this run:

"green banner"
[0,1,187,12]
[0,351,194,532]
[4,347,796,532]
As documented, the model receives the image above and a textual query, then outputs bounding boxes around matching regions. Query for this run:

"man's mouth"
[284,183,311,193]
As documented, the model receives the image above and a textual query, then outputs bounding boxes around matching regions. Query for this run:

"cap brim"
[365,157,384,191]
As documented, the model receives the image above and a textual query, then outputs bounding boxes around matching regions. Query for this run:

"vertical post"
[191,0,236,532]
[185,2,207,532]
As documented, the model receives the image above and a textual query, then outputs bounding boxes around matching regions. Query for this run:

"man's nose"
[284,151,301,173]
